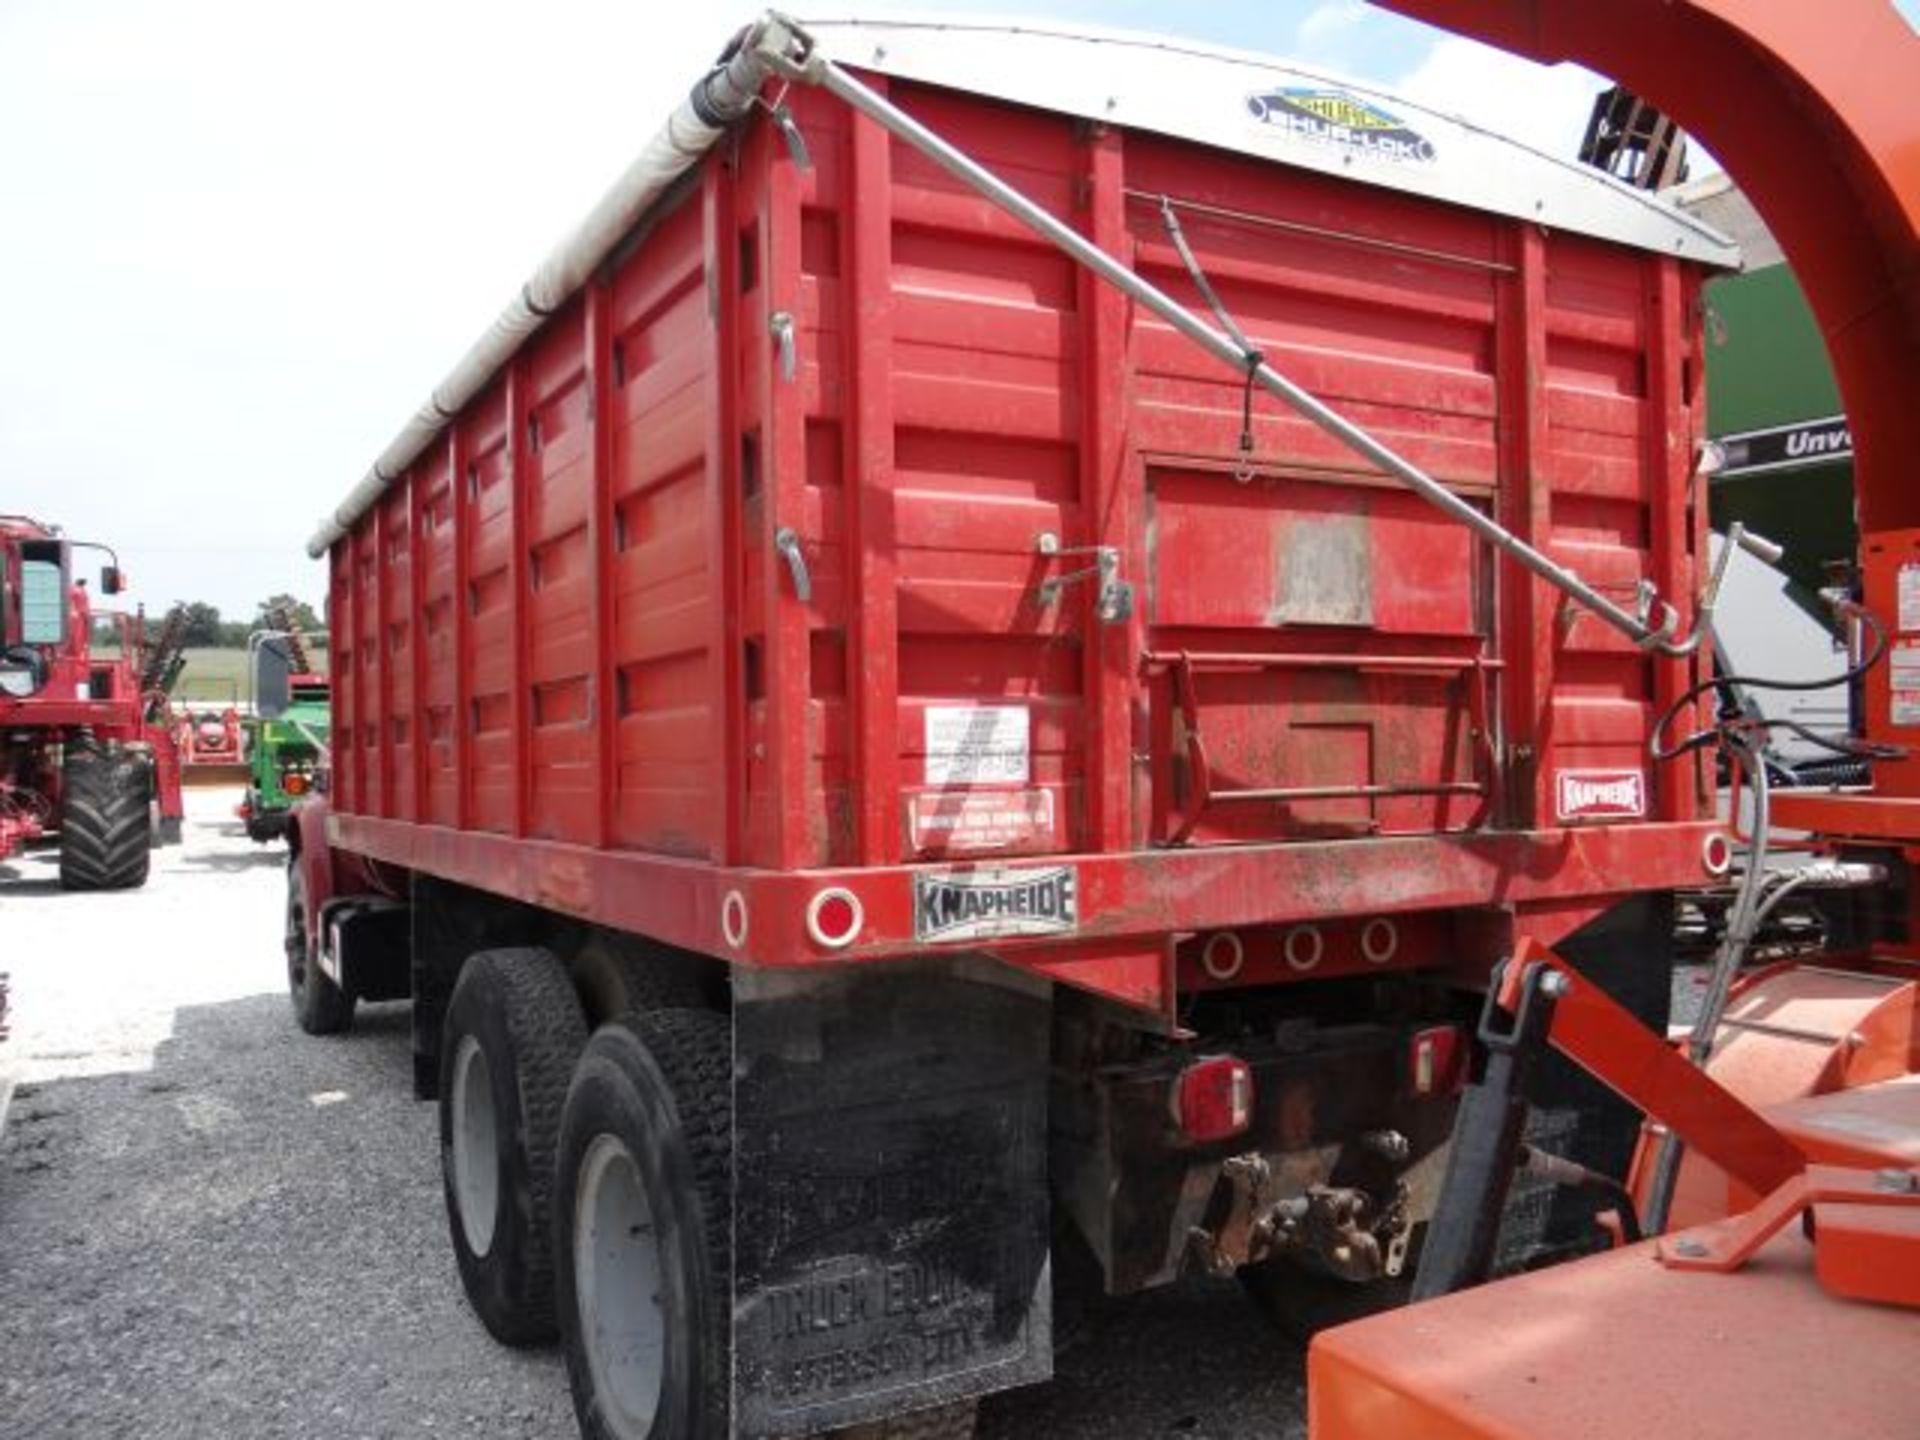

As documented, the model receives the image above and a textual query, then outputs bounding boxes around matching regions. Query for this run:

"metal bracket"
[1659,1164,1920,1308]
[774,526,812,603]
[761,95,813,171]
[1034,531,1132,624]
[769,311,797,383]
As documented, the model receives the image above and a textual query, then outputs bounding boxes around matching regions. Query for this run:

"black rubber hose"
[1651,606,1900,763]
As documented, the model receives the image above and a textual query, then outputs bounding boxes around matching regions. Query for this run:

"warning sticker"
[1901,563,1920,633]
[1892,643,1920,727]
[924,705,1029,787]
[909,789,1054,854]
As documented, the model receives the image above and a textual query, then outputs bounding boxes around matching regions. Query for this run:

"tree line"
[162,594,324,649]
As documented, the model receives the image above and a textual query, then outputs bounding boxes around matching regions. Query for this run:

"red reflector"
[804,887,863,949]
[814,893,856,940]
[1173,1056,1253,1143]
[283,773,310,796]
[1410,1025,1466,1097]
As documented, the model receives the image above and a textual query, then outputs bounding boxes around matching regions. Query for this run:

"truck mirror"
[101,565,125,595]
[253,639,293,718]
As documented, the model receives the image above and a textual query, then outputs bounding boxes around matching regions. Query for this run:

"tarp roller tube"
[305,15,802,559]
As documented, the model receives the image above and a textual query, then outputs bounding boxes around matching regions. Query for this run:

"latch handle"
[774,526,812,603]
[770,311,797,383]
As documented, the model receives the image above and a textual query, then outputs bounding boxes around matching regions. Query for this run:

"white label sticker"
[909,789,1054,854]
[1901,563,1920,634]
[924,705,1029,787]
[1892,643,1920,727]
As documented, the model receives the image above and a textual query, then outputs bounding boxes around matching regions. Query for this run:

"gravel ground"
[0,790,1306,1440]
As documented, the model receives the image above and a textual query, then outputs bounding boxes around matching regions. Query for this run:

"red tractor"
[0,514,185,888]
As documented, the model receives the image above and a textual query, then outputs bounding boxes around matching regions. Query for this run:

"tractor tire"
[556,1009,732,1440]
[285,863,353,1035]
[58,746,151,891]
[441,947,588,1347]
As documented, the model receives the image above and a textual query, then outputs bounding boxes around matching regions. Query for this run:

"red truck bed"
[314,18,1730,1018]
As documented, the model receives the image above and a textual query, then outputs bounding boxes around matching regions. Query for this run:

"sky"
[1,0,1914,622]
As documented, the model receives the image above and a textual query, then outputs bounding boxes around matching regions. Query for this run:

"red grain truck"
[285,16,1743,1437]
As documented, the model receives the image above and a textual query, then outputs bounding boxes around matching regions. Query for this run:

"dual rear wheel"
[436,945,974,1439]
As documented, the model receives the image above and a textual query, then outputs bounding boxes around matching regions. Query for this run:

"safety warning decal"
[1892,643,1920,727]
[1899,563,1920,634]
[924,705,1029,787]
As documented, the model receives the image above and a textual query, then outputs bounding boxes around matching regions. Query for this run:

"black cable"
[1651,605,1901,764]
[1161,197,1265,474]
[1516,1144,1644,1245]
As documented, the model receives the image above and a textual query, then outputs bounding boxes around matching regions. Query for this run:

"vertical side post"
[763,123,810,867]
[374,495,394,818]
[450,428,471,833]
[846,94,900,866]
[1080,122,1133,853]
[328,544,351,813]
[506,363,531,838]
[703,161,746,866]
[409,467,430,822]
[1647,255,1694,822]
[1494,223,1551,828]
[587,280,616,850]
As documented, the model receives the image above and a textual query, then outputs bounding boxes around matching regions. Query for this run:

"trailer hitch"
[756,15,1769,660]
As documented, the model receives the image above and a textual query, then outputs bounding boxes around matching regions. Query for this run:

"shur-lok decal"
[1246,87,1437,163]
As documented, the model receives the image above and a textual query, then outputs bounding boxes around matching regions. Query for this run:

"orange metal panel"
[1768,1075,1920,1170]
[1309,1224,1920,1440]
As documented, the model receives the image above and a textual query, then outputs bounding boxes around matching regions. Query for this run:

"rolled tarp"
[307,15,794,558]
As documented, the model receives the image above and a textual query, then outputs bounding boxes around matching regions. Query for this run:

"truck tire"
[567,933,714,1024]
[556,1008,732,1440]
[441,947,588,1347]
[286,864,353,1035]
[59,745,151,891]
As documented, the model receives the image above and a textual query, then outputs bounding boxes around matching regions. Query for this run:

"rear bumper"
[328,813,1724,1013]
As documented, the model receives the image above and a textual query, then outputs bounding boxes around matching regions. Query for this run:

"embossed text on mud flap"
[733,965,1052,1435]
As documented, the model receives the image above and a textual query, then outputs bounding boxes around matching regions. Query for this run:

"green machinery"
[241,623,329,843]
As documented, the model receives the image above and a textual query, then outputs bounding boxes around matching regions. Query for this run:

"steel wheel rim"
[576,1133,666,1439]
[450,1035,500,1257]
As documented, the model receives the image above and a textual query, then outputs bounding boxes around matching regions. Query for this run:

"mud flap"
[732,958,1052,1436]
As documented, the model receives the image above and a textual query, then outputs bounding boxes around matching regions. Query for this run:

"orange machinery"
[1309,3,1920,1436]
